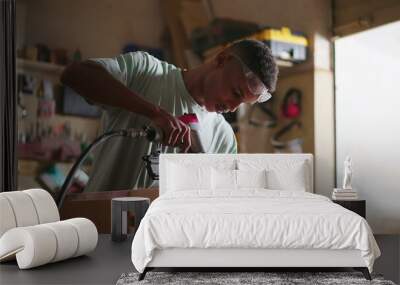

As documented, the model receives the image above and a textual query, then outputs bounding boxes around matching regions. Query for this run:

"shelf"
[275,59,294,68]
[201,45,312,78]
[18,157,76,164]
[278,61,313,77]
[17,58,66,79]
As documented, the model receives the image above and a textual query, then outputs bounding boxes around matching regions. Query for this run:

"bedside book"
[332,188,358,200]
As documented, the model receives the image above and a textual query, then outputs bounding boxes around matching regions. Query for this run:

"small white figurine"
[342,155,353,190]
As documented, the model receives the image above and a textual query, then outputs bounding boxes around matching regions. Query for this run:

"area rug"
[116,271,396,285]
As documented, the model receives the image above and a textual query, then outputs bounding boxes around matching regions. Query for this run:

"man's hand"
[151,108,191,153]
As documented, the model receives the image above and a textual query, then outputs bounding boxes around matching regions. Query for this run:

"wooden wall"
[17,0,336,196]
[21,0,166,59]
[334,0,400,36]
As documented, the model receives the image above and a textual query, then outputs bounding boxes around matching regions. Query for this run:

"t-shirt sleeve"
[225,130,238,154]
[215,121,238,154]
[88,57,125,85]
[88,51,159,92]
[87,51,161,113]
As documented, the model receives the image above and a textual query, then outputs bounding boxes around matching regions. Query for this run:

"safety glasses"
[230,53,272,103]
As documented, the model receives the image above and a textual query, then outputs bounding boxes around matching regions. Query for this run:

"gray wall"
[373,235,400,283]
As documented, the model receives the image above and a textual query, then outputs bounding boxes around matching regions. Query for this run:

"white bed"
[131,154,380,280]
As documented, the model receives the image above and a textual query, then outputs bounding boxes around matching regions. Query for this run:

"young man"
[61,39,278,191]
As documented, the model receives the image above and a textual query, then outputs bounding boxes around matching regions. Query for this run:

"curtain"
[0,0,17,192]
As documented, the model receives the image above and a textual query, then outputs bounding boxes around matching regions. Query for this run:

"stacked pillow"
[164,158,310,194]
[211,168,267,190]
[237,159,309,192]
[165,159,235,194]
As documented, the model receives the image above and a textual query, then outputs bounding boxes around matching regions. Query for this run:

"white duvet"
[131,190,380,273]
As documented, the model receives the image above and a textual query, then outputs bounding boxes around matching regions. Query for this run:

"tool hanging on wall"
[271,120,303,153]
[248,96,277,128]
[282,88,302,119]
[17,74,28,118]
[271,88,304,153]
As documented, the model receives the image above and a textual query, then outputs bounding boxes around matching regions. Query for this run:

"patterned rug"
[116,271,396,285]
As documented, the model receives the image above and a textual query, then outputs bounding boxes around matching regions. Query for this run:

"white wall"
[335,21,400,234]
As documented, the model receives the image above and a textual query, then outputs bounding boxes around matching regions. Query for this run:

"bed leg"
[354,267,371,280]
[138,268,148,281]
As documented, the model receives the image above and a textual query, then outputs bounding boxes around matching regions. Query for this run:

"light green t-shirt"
[85,51,237,191]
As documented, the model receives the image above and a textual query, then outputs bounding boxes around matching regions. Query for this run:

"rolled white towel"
[42,221,79,262]
[0,218,98,269]
[0,189,60,238]
[0,191,39,228]
[64,218,98,257]
[0,196,17,237]
[24,189,60,224]
[0,225,57,269]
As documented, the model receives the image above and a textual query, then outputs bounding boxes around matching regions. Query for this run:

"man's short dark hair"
[228,39,279,93]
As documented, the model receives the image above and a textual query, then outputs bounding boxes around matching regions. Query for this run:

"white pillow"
[167,162,211,191]
[165,158,236,193]
[211,169,268,191]
[238,159,308,191]
[211,168,237,191]
[236,169,267,189]
[266,162,307,191]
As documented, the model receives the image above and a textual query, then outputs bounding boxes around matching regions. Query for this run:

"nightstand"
[333,199,366,218]
[111,197,150,242]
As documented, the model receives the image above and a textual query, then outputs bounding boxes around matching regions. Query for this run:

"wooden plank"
[334,0,400,36]
[180,0,210,38]
[335,0,397,25]
[334,0,396,13]
[161,0,190,68]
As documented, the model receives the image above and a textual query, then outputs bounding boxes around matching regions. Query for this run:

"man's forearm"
[60,61,161,119]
